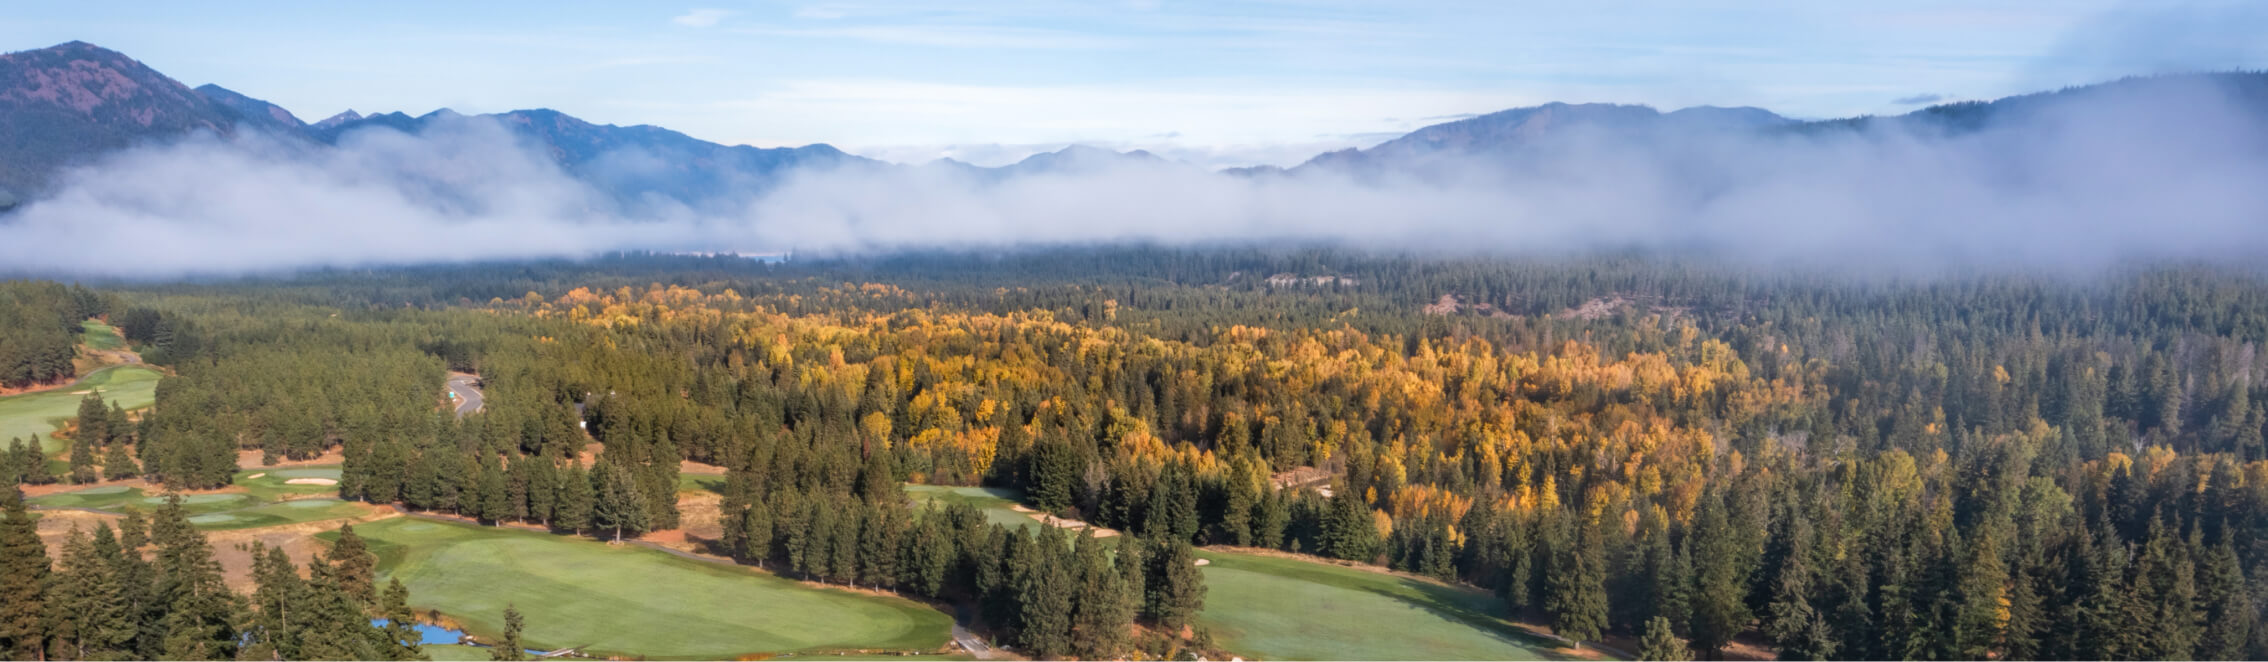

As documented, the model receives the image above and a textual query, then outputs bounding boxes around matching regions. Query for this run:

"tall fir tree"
[0,487,50,660]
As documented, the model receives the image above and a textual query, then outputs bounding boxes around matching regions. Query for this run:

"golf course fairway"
[349,517,954,659]
[1194,549,1565,661]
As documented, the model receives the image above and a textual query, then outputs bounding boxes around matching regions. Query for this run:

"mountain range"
[1,40,2264,213]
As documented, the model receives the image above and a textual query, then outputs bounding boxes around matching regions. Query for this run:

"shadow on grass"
[1355,575,1590,661]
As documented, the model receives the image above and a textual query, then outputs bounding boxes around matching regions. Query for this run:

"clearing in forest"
[345,517,954,660]
[1195,549,1567,661]
[902,483,1046,530]
[0,364,161,452]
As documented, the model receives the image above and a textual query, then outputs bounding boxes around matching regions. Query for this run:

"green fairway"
[79,320,125,350]
[237,466,344,501]
[1194,550,1566,661]
[348,517,954,659]
[0,364,162,454]
[188,498,368,530]
[32,466,362,532]
[903,484,1043,530]
[676,471,725,495]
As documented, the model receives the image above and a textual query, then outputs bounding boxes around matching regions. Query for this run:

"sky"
[5,1,2266,168]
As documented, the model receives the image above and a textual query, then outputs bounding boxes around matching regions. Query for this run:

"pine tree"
[1069,530,1132,659]
[76,393,110,448]
[2197,539,2253,660]
[553,463,593,533]
[1016,528,1075,658]
[331,523,377,603]
[105,403,131,448]
[1687,493,1749,658]
[102,438,139,481]
[68,431,98,484]
[591,462,647,541]
[489,604,526,661]
[378,579,424,660]
[478,463,511,524]
[150,494,242,660]
[0,487,50,660]
[74,524,136,659]
[21,435,54,485]
[1639,616,1692,661]
[1547,526,1610,647]
[1147,537,1207,634]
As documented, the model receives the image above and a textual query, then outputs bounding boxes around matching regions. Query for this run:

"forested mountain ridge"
[4,39,2265,217]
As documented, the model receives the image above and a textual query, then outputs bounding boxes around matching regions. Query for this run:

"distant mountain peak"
[0,40,241,196]
[314,109,362,128]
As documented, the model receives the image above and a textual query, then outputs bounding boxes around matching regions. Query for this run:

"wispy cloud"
[1891,93,1943,105]
[672,8,734,28]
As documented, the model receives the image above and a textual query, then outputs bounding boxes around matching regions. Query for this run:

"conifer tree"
[378,579,424,660]
[1639,616,1691,661]
[591,461,647,541]
[76,393,110,448]
[101,438,138,481]
[488,604,526,661]
[1146,537,1207,634]
[21,435,54,485]
[1547,526,1609,647]
[553,463,593,533]
[68,432,98,484]
[0,487,50,659]
[331,523,377,602]
[149,494,242,660]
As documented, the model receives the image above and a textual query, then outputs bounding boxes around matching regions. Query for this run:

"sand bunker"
[285,478,338,486]
[245,473,267,480]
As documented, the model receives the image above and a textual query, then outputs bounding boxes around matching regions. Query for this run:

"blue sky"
[7,1,2264,167]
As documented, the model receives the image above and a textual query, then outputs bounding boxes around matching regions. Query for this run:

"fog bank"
[2,74,2265,279]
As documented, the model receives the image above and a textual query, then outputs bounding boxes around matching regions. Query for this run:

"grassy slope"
[351,517,953,660]
[0,364,162,453]
[902,484,1044,530]
[79,320,125,350]
[1195,549,1568,661]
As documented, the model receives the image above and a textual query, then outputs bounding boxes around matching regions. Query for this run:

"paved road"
[446,373,484,417]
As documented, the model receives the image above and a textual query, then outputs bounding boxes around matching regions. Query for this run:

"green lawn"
[79,320,126,350]
[236,466,344,501]
[1195,550,1570,661]
[31,466,360,532]
[676,471,725,495]
[188,498,368,530]
[902,484,1044,530]
[0,364,163,454]
[346,517,954,660]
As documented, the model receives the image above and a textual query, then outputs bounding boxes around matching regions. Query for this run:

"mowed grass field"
[31,466,372,531]
[1194,550,1566,661]
[0,364,162,453]
[348,517,953,660]
[903,484,1044,530]
[79,320,126,350]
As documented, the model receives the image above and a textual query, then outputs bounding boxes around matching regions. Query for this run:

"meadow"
[1194,549,1567,661]
[345,517,955,660]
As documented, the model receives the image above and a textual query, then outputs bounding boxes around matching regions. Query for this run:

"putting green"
[237,466,346,501]
[29,485,148,511]
[903,484,1044,530]
[1195,550,1564,661]
[0,364,162,454]
[350,517,953,659]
